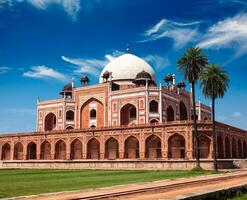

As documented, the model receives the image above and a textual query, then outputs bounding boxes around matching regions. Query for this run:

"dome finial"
[125,43,130,53]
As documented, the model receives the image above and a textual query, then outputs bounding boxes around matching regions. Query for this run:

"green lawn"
[0,168,215,198]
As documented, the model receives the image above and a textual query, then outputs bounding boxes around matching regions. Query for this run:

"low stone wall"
[0,160,235,170]
[233,159,247,168]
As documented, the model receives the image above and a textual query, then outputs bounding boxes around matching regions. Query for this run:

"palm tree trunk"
[212,97,218,171]
[191,81,200,168]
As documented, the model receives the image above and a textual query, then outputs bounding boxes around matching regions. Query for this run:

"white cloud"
[62,50,124,77]
[232,111,243,118]
[144,55,170,70]
[28,0,80,21]
[198,13,247,57]
[23,65,66,81]
[62,56,107,77]
[0,66,10,74]
[140,18,201,49]
[0,0,98,21]
[62,50,168,78]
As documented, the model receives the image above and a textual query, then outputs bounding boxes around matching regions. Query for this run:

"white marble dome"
[99,53,156,83]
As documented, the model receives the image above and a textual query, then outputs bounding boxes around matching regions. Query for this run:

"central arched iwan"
[80,98,104,128]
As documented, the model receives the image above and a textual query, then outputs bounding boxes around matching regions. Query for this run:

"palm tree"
[177,47,208,168]
[199,64,229,171]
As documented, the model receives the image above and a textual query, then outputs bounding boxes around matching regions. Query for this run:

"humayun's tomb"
[0,53,246,169]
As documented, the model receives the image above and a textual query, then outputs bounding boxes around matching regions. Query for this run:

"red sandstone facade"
[0,53,246,163]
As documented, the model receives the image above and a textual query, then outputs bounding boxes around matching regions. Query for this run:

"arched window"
[55,140,66,160]
[90,109,96,118]
[1,143,11,160]
[66,110,74,121]
[14,142,23,160]
[238,139,243,158]
[149,100,158,113]
[167,105,175,121]
[145,135,161,159]
[71,139,82,160]
[232,138,237,158]
[120,104,137,125]
[225,137,231,158]
[105,137,119,159]
[168,134,185,159]
[44,113,56,131]
[40,141,51,160]
[179,102,188,120]
[199,135,210,158]
[66,126,74,130]
[124,136,139,158]
[217,135,224,159]
[87,138,100,159]
[27,142,36,160]
[130,107,136,119]
[150,119,159,124]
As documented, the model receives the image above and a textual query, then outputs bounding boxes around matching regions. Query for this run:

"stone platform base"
[0,159,236,170]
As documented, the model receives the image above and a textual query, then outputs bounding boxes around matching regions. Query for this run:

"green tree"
[199,64,229,171]
[177,47,208,168]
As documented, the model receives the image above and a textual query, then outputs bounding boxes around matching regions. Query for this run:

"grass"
[0,168,216,198]
[229,193,247,200]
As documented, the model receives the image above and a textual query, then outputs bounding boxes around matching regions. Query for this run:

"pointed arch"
[90,109,96,118]
[105,137,119,159]
[149,100,158,113]
[55,140,66,160]
[1,143,11,160]
[87,138,100,159]
[225,137,231,159]
[238,139,243,158]
[27,142,36,160]
[66,126,74,130]
[66,110,74,121]
[44,112,56,131]
[244,141,247,158]
[198,135,211,159]
[150,119,159,124]
[179,101,188,120]
[120,103,137,126]
[217,135,224,159]
[71,139,82,160]
[167,105,175,121]
[80,98,104,128]
[40,141,51,160]
[14,142,23,160]
[124,136,139,159]
[168,134,185,159]
[145,135,161,159]
[232,138,237,158]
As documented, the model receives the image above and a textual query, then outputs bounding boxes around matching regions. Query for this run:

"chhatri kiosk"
[0,52,246,169]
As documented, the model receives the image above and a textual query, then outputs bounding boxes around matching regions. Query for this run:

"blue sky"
[0,0,247,133]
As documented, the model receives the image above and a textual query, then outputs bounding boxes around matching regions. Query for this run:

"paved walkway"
[17,170,247,200]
